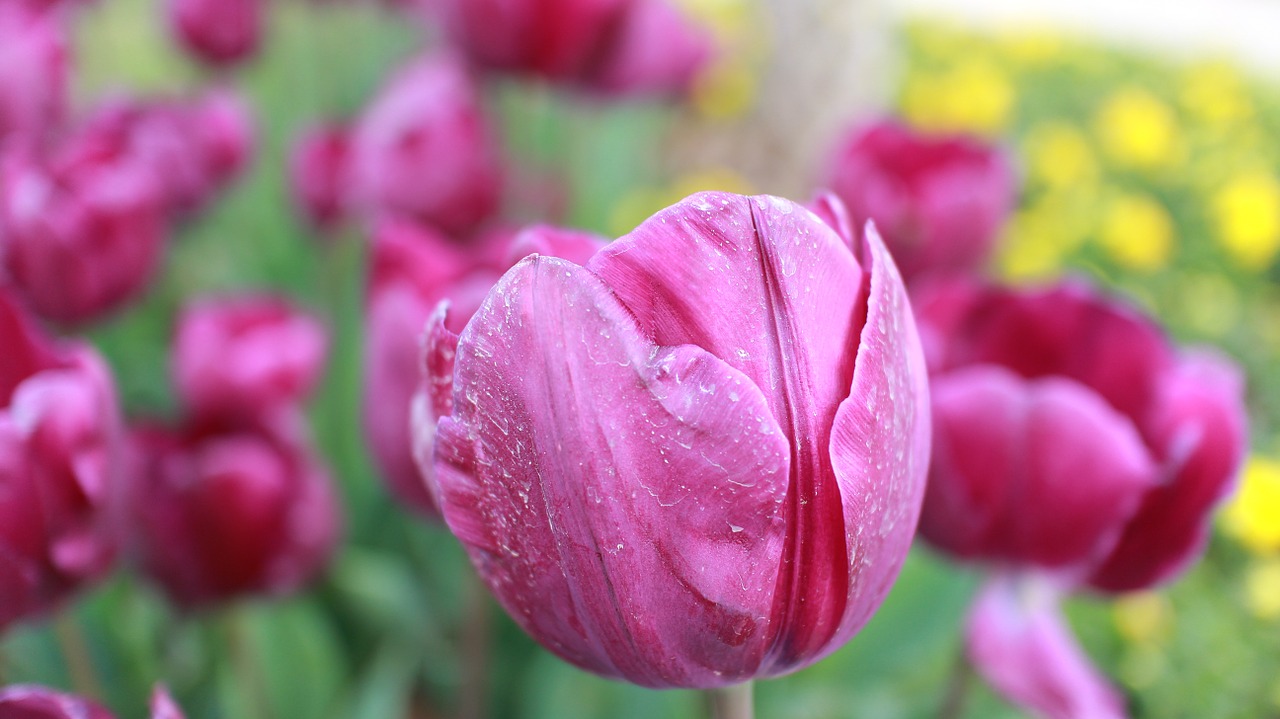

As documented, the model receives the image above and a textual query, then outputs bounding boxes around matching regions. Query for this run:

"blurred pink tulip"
[419,192,930,687]
[0,5,68,146]
[131,413,340,609]
[0,287,122,632]
[822,120,1016,283]
[433,0,712,97]
[364,220,604,517]
[288,123,352,232]
[0,685,186,718]
[172,295,328,422]
[0,137,168,326]
[350,54,504,235]
[166,0,261,68]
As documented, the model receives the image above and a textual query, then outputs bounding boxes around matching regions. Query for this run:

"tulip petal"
[589,192,868,660]
[434,255,790,687]
[823,223,931,659]
[410,301,460,513]
[921,367,1158,572]
[0,288,57,404]
[1089,352,1247,591]
[968,576,1127,719]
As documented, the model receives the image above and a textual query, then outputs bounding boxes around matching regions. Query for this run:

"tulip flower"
[0,140,168,326]
[166,0,261,68]
[364,220,605,517]
[172,295,328,422]
[821,120,1016,284]
[432,0,712,97]
[417,192,930,688]
[0,5,68,145]
[914,279,1247,718]
[350,54,504,236]
[131,413,340,609]
[0,685,186,718]
[288,123,352,233]
[0,287,122,633]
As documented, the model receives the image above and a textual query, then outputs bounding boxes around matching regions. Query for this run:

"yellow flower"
[998,198,1089,281]
[1222,455,1280,555]
[1213,171,1280,270]
[1095,88,1181,169]
[902,58,1015,136]
[1023,122,1098,190]
[692,60,757,120]
[1112,592,1173,646]
[1244,558,1280,621]
[1180,61,1253,127]
[1097,193,1175,271]
[994,27,1065,67]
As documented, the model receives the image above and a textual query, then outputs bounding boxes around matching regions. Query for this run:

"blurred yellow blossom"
[902,58,1014,136]
[1213,170,1280,270]
[1180,61,1253,127]
[677,0,764,120]
[1113,592,1174,645]
[1097,193,1175,271]
[692,61,757,120]
[1023,121,1098,190]
[1222,455,1280,555]
[1095,88,1181,169]
[998,197,1090,281]
[1244,559,1280,620]
[994,27,1065,67]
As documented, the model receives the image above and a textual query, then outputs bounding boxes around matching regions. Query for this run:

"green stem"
[706,682,754,719]
[456,571,492,719]
[938,646,974,719]
[223,610,272,719]
[53,614,105,700]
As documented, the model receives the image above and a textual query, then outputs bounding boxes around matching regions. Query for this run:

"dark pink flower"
[364,220,605,517]
[288,123,352,232]
[0,139,168,326]
[0,684,186,718]
[131,413,340,609]
[351,54,504,236]
[433,0,712,97]
[0,5,68,146]
[822,120,1016,283]
[172,295,327,422]
[418,193,930,687]
[166,0,261,68]
[0,287,122,632]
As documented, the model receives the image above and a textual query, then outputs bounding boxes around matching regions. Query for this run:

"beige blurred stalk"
[665,0,895,199]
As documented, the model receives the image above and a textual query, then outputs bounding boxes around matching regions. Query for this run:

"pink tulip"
[288,123,352,232]
[822,120,1016,283]
[915,279,1246,717]
[131,413,340,609]
[172,295,328,422]
[364,220,605,517]
[0,685,186,719]
[433,0,712,97]
[350,54,503,236]
[0,5,68,146]
[418,192,930,687]
[0,137,167,326]
[0,287,122,632]
[166,0,261,68]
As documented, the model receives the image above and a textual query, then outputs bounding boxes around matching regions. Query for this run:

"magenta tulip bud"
[0,140,167,326]
[966,577,1126,719]
[149,687,187,719]
[0,686,113,719]
[364,220,605,517]
[166,0,261,68]
[822,120,1016,284]
[351,54,503,236]
[417,192,930,687]
[916,279,1247,591]
[0,5,68,146]
[173,295,327,422]
[433,0,711,97]
[0,287,122,632]
[190,89,254,194]
[288,123,352,233]
[131,414,340,609]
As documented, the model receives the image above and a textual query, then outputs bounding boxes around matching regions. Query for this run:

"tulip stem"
[457,571,492,719]
[938,648,974,719]
[224,610,272,719]
[706,682,754,719]
[53,614,105,700]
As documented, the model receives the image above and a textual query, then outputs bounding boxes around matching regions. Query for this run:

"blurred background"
[3,0,1280,716]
